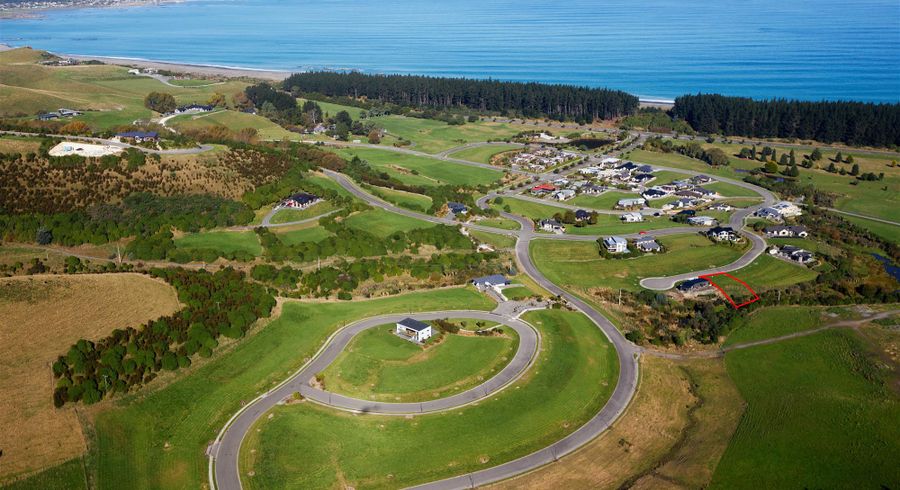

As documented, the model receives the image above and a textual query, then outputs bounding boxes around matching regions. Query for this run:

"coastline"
[0,0,185,20]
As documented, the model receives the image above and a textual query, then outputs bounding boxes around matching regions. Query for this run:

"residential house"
[281,192,320,209]
[677,278,711,293]
[580,166,602,176]
[395,318,433,343]
[447,202,468,216]
[663,198,700,211]
[581,184,605,195]
[37,112,60,121]
[755,207,784,222]
[771,201,803,217]
[616,162,640,173]
[551,189,576,201]
[621,212,643,223]
[539,219,566,234]
[175,104,214,114]
[617,197,646,209]
[635,236,661,253]
[707,226,740,242]
[531,183,556,196]
[575,209,592,222]
[642,188,669,200]
[687,216,717,226]
[709,202,733,211]
[764,225,809,238]
[600,157,620,166]
[632,173,655,184]
[116,131,159,142]
[690,175,714,185]
[769,245,815,264]
[57,108,82,117]
[635,164,654,173]
[603,236,629,253]
[471,274,510,290]
[675,209,697,218]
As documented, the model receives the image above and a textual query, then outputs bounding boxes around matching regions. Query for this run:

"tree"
[850,163,860,176]
[144,92,176,114]
[334,110,353,127]
[826,162,837,172]
[60,121,90,135]
[810,148,823,161]
[207,92,226,107]
[834,151,843,163]
[846,154,854,164]
[705,148,729,166]
[764,161,778,174]
[367,129,381,144]
[36,227,53,245]
[779,154,789,165]
[786,163,800,177]
[789,149,796,165]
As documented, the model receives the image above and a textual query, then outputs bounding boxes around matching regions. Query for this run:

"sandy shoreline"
[66,53,291,81]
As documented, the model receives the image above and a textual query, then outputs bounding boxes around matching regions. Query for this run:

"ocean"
[2,0,899,102]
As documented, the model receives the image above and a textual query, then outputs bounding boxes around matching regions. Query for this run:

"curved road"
[1,130,215,155]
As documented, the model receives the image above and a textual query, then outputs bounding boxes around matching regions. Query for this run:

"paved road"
[1,130,214,155]
[212,309,540,490]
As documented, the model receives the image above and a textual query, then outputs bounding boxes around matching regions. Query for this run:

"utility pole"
[618,288,622,306]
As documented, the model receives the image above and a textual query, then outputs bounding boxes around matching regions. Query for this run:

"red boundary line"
[698,272,760,309]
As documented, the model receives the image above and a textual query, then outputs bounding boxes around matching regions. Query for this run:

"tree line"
[282,72,639,122]
[51,268,276,406]
[673,94,900,147]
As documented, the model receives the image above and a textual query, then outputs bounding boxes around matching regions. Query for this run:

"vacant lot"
[713,329,900,488]
[343,208,436,237]
[170,110,297,141]
[174,230,262,256]
[366,116,530,154]
[368,185,433,212]
[531,234,746,291]
[269,201,339,224]
[0,274,180,484]
[447,144,522,164]
[241,309,618,489]
[323,322,517,402]
[724,254,818,293]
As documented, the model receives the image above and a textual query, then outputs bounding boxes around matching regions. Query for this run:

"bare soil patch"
[0,273,180,483]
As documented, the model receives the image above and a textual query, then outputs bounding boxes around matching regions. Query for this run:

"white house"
[603,236,629,253]
[687,216,717,226]
[551,189,576,201]
[539,219,566,234]
[772,201,803,218]
[395,318,433,343]
[635,236,661,252]
[621,212,643,223]
[764,225,809,238]
[707,226,740,242]
[769,245,815,264]
[617,197,646,209]
[471,274,510,290]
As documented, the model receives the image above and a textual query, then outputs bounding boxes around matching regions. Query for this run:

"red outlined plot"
[698,272,760,309]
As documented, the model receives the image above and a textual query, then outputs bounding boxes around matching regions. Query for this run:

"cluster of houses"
[602,234,662,254]
[580,158,656,189]
[642,175,721,211]
[173,103,215,115]
[37,108,82,121]
[530,179,604,201]
[755,201,803,222]
[764,225,808,238]
[509,147,577,172]
[127,67,159,75]
[280,192,321,210]
[769,245,816,265]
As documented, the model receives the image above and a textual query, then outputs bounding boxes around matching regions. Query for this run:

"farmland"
[240,309,618,489]
[322,322,518,402]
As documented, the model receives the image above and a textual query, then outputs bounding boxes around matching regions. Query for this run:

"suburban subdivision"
[0,39,898,490]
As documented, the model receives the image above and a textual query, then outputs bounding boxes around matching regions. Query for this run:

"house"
[575,209,592,222]
[642,188,669,200]
[621,212,643,223]
[447,202,468,215]
[37,112,60,121]
[600,157,620,166]
[675,209,697,218]
[539,219,566,234]
[764,225,809,238]
[551,189,576,201]
[581,184,605,195]
[281,192,320,209]
[755,207,784,222]
[116,131,159,142]
[769,245,815,264]
[580,166,602,176]
[175,104,214,114]
[57,108,82,117]
[708,202,733,211]
[616,162,640,173]
[471,274,510,290]
[127,68,141,75]
[635,236,661,252]
[677,278,711,293]
[664,198,700,211]
[531,183,556,195]
[632,173,655,184]
[687,216,717,226]
[395,318,433,343]
[603,236,629,253]
[690,175,714,185]
[772,201,803,217]
[694,187,718,198]
[707,226,740,242]
[635,164,654,173]
[617,197,646,209]
[552,178,570,187]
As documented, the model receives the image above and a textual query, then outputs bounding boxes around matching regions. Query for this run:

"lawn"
[322,322,518,402]
[0,274,180,484]
[447,144,522,164]
[368,185,433,212]
[724,254,818,293]
[174,230,262,256]
[704,181,760,198]
[240,309,618,489]
[569,191,639,210]
[723,306,825,346]
[3,457,87,490]
[475,217,521,230]
[469,229,517,249]
[269,201,339,224]
[530,234,747,291]
[343,208,436,237]
[502,286,536,300]
[333,147,503,187]
[86,288,493,489]
[169,110,297,141]
[842,215,900,243]
[712,329,900,488]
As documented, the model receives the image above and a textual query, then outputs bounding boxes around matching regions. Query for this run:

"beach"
[66,53,290,81]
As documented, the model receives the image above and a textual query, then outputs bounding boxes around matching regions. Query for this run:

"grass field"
[842,215,900,243]
[240,309,618,489]
[469,229,517,249]
[447,144,522,163]
[712,329,900,488]
[368,185,433,212]
[724,254,818,293]
[531,234,746,291]
[569,191,640,210]
[366,115,530,154]
[343,208,436,237]
[0,48,247,130]
[3,457,87,490]
[269,201,339,224]
[333,147,503,187]
[322,322,518,402]
[476,217,521,230]
[86,288,493,489]
[0,274,180,484]
[169,110,297,141]
[272,224,333,246]
[723,306,824,346]
[174,230,262,256]
[496,197,682,234]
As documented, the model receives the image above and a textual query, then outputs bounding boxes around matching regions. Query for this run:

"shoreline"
[0,0,186,20]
